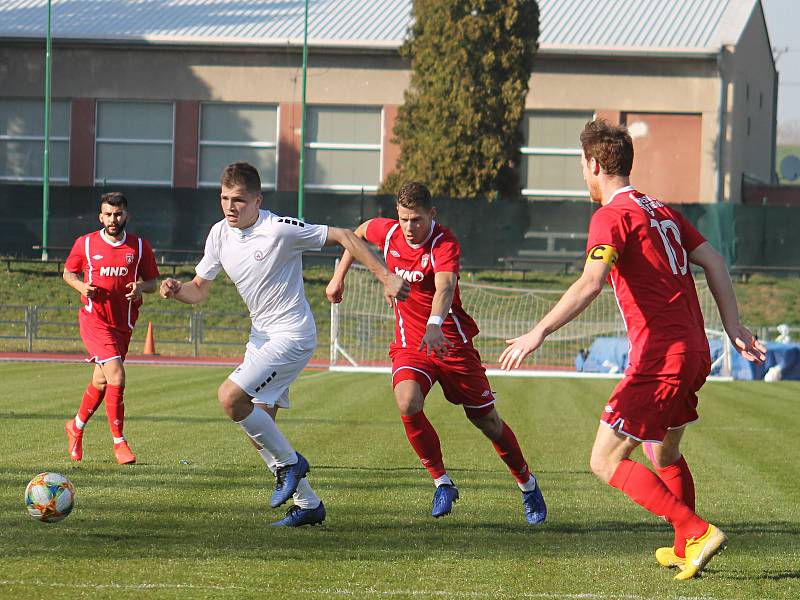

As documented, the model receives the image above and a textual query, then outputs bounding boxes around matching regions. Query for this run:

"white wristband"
[427,315,444,326]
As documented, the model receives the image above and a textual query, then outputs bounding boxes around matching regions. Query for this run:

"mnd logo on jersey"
[395,266,424,283]
[99,266,129,277]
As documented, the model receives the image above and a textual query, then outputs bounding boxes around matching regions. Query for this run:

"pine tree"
[383,0,539,198]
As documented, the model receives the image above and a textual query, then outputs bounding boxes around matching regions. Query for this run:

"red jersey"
[586,187,708,365]
[65,230,160,333]
[365,218,479,352]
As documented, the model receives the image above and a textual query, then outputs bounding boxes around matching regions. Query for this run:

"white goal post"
[329,264,731,379]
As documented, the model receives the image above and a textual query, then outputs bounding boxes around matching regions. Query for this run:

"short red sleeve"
[673,210,707,253]
[364,218,397,247]
[432,236,460,273]
[587,208,627,256]
[65,236,86,274]
[139,239,160,280]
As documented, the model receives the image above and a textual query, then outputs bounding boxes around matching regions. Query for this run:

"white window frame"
[197,102,279,189]
[304,106,383,192]
[94,100,174,186]
[520,110,593,198]
[0,99,70,183]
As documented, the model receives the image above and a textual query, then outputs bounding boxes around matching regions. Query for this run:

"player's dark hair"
[397,181,432,210]
[100,192,128,210]
[221,162,262,194]
[580,119,634,177]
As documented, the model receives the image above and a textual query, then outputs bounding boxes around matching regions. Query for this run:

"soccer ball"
[24,472,75,523]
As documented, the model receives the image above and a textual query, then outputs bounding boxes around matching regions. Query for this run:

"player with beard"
[64,192,160,464]
[499,119,766,579]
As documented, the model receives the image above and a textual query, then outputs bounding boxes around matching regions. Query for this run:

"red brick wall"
[173,100,199,188]
[68,98,95,186]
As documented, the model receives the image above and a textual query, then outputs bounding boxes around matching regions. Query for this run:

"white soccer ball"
[24,472,75,523]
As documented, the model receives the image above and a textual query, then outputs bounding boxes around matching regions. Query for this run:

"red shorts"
[78,309,132,364]
[601,352,711,443]
[391,343,496,416]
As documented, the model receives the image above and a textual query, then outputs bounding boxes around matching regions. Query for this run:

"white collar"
[405,221,436,250]
[100,229,127,246]
[606,186,635,205]
[229,210,264,238]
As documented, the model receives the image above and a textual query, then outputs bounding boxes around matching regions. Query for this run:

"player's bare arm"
[63,268,96,298]
[689,241,766,363]
[124,278,158,301]
[500,256,611,370]
[420,271,457,358]
[325,220,372,304]
[325,225,409,305]
[160,275,213,305]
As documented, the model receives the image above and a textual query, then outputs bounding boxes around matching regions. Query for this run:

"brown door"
[622,112,702,203]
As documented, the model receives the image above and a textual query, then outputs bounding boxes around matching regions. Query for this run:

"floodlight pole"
[297,0,309,220]
[41,0,53,261]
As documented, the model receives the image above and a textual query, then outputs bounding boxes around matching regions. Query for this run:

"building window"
[305,106,382,191]
[0,99,70,183]
[95,101,173,185]
[520,110,593,198]
[199,103,278,187]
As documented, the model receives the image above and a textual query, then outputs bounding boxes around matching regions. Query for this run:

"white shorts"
[228,332,315,408]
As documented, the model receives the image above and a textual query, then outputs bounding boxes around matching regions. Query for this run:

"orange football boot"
[113,441,136,465]
[65,420,83,461]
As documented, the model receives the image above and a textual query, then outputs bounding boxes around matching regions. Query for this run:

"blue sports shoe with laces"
[431,483,459,518]
[521,480,547,525]
[271,501,326,527]
[270,452,310,508]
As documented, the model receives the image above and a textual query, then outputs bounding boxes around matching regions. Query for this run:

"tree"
[382,0,539,199]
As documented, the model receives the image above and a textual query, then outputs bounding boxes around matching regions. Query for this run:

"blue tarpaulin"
[576,337,800,381]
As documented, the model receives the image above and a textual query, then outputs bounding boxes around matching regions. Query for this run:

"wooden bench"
[730,264,800,281]
[497,255,583,277]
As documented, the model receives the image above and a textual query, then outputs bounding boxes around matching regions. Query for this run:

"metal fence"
[0,304,252,356]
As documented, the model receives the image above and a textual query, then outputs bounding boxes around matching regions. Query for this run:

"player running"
[63,192,160,465]
[326,181,547,524]
[160,162,408,527]
[500,119,766,579]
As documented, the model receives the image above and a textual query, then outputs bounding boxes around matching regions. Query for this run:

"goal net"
[329,265,731,378]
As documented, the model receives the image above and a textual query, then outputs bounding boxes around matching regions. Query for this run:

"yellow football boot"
[674,524,728,580]
[655,546,685,570]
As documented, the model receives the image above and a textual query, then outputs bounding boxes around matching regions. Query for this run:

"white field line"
[0,580,767,600]
[297,370,332,381]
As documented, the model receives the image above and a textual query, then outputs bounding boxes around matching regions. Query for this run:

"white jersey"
[196,209,328,338]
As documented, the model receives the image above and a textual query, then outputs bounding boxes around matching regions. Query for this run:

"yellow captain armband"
[586,244,619,267]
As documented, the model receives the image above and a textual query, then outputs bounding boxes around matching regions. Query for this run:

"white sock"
[518,474,537,492]
[434,474,453,487]
[112,436,125,444]
[74,416,86,430]
[257,446,320,509]
[237,406,296,467]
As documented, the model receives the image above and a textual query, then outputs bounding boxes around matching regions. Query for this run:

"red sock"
[656,456,696,557]
[104,384,125,439]
[609,459,707,542]
[491,422,531,484]
[77,383,104,424]
[401,411,446,479]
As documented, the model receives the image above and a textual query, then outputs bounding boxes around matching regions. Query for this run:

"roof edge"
[0,32,723,58]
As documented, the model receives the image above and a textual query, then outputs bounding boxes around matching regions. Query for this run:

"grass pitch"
[1,363,798,599]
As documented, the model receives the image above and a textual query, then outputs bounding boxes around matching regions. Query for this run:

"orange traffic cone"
[143,321,158,355]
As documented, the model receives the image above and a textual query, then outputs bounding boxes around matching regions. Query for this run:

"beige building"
[0,0,776,203]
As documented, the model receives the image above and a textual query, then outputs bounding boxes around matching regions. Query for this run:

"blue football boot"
[270,452,310,508]
[271,501,326,527]
[522,480,547,525]
[431,483,459,518]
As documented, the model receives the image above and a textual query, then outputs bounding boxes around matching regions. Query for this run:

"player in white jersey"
[160,162,408,527]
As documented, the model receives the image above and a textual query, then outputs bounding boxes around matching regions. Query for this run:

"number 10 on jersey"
[650,218,688,275]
